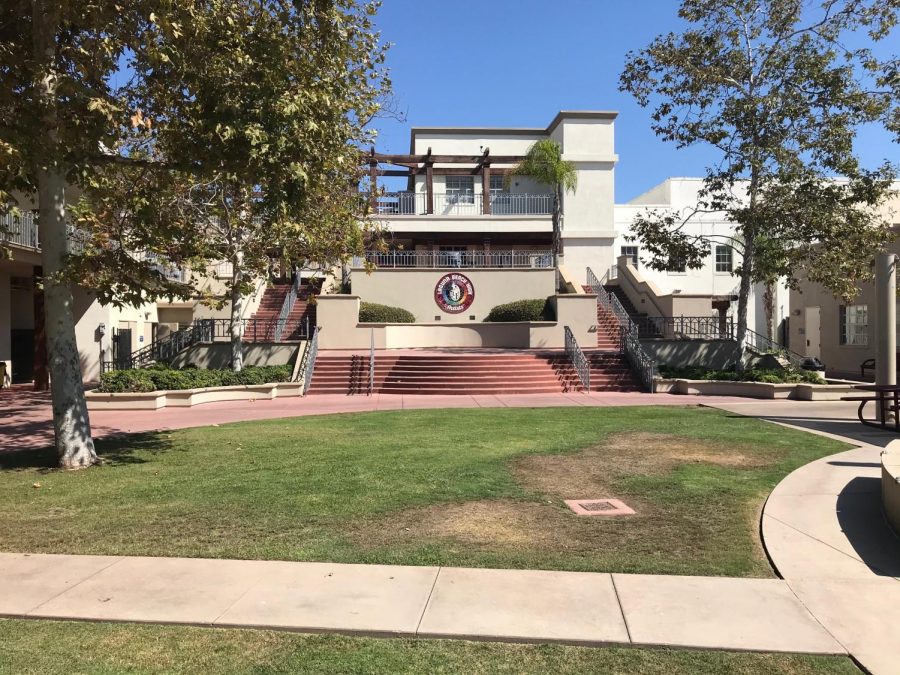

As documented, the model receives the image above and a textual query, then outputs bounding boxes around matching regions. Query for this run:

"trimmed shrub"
[484,298,554,322]
[658,365,825,384]
[359,301,415,323]
[98,365,293,393]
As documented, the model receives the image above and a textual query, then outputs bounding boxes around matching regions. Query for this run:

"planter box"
[652,378,677,394]
[674,379,796,399]
[656,378,858,400]
[883,450,900,537]
[85,381,303,411]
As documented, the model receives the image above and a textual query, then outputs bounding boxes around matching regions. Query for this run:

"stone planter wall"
[883,449,900,537]
[86,382,304,411]
[655,378,858,400]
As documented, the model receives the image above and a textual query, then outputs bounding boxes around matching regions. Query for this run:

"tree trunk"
[39,170,98,468]
[33,0,97,468]
[764,282,777,343]
[230,252,244,372]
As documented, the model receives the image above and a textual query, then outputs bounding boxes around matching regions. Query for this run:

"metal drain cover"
[564,498,635,516]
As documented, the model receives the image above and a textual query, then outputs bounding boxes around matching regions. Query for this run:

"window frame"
[445,176,475,204]
[714,245,733,273]
[839,304,868,346]
[620,245,639,267]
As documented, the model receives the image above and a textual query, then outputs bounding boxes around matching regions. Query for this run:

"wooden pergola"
[363,147,526,216]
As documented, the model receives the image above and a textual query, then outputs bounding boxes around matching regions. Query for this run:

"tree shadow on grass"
[0,432,177,472]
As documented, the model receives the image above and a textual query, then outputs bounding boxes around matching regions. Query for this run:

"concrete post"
[875,253,896,422]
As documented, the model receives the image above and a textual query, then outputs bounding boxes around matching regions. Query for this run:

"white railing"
[1,211,39,249]
[355,249,553,269]
[364,192,553,217]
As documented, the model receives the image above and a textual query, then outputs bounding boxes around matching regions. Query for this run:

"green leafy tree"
[0,2,150,468]
[509,139,577,271]
[0,0,388,467]
[620,0,898,345]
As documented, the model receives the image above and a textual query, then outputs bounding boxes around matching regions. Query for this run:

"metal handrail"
[273,272,300,342]
[362,192,554,216]
[633,316,733,340]
[300,326,320,394]
[564,326,590,392]
[586,266,657,391]
[742,327,805,367]
[356,249,553,269]
[368,328,375,396]
[118,321,212,371]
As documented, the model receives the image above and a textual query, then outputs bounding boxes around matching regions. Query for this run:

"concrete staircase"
[246,283,316,341]
[307,351,640,395]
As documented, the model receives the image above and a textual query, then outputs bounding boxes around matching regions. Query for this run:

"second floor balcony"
[364,192,553,217]
[354,249,554,269]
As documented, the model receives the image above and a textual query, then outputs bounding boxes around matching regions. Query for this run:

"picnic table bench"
[841,383,900,431]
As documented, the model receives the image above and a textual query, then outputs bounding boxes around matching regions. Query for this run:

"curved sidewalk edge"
[708,400,900,675]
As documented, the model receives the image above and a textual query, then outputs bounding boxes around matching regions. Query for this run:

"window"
[621,246,639,267]
[489,174,505,194]
[445,176,474,204]
[839,304,868,346]
[715,245,733,273]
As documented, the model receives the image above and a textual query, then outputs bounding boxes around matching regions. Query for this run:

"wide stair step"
[307,352,642,395]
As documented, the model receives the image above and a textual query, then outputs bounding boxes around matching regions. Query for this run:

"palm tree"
[508,139,577,273]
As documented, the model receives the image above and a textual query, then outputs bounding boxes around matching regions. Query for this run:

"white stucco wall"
[351,268,556,323]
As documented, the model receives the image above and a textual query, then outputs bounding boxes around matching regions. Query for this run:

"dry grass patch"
[513,431,770,498]
[350,432,773,566]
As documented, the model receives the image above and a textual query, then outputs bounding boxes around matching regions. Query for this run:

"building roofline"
[409,111,618,151]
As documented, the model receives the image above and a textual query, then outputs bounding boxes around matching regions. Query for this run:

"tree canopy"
[620,0,899,342]
[0,0,390,466]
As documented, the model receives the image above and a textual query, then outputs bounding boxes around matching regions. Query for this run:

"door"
[804,307,821,359]
[10,329,34,383]
[114,328,133,369]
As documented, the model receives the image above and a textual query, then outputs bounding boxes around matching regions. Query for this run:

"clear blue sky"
[371,0,896,203]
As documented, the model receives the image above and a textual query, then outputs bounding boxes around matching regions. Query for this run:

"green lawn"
[0,620,859,675]
[0,406,848,576]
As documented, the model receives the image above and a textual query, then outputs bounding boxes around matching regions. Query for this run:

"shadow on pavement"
[724,413,898,448]
[836,476,900,576]
[0,432,175,471]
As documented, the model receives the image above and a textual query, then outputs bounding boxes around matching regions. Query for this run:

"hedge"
[359,301,415,323]
[657,365,825,384]
[484,298,554,322]
[98,365,293,393]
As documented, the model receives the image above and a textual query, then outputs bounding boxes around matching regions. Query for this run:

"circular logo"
[434,273,475,313]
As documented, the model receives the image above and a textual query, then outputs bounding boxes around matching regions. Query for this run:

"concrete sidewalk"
[0,552,842,655]
[709,400,900,675]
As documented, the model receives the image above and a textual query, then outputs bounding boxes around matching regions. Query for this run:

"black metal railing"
[107,321,211,371]
[742,327,805,367]
[564,326,590,391]
[633,316,734,340]
[586,266,657,391]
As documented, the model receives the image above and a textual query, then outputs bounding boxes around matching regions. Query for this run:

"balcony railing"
[364,192,553,216]
[1,211,40,250]
[355,249,554,269]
